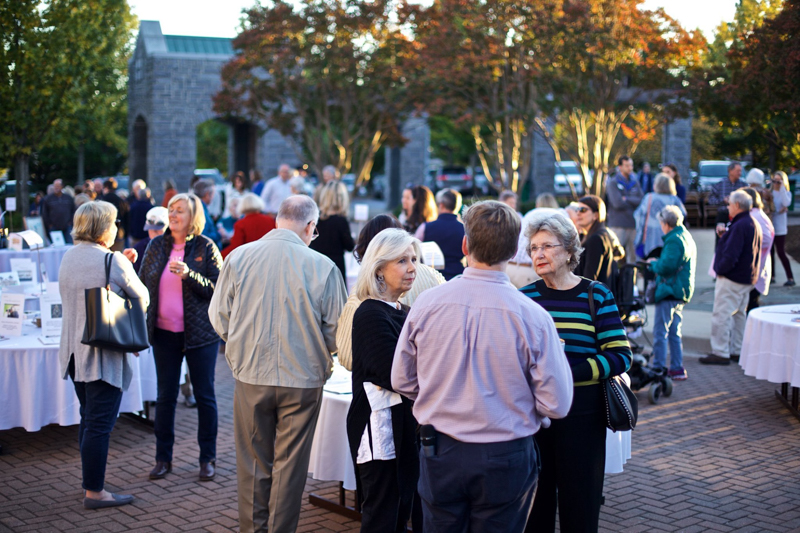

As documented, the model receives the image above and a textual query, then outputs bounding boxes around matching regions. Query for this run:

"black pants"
[418,433,538,533]
[771,235,795,281]
[526,384,606,533]
[359,459,413,533]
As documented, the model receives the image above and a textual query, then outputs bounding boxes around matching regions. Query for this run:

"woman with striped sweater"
[521,211,632,533]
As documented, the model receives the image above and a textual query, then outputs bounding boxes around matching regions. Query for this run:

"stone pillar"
[257,129,300,178]
[529,122,556,201]
[385,116,430,200]
[662,115,692,185]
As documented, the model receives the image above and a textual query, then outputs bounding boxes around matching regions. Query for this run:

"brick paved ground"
[2,350,799,532]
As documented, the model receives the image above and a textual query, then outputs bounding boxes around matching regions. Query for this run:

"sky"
[129,0,738,41]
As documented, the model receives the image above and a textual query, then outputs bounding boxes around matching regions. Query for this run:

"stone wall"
[662,116,693,185]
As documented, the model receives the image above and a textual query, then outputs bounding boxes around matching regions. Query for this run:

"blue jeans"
[68,357,123,492]
[153,329,219,464]
[652,299,685,371]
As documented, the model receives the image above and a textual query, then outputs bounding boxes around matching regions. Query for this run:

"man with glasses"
[209,195,347,533]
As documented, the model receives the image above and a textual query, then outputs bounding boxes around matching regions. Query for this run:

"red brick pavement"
[1,351,799,532]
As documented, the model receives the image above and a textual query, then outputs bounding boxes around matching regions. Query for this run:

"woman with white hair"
[221,193,276,259]
[309,181,355,281]
[521,212,631,533]
[346,228,420,533]
[633,173,686,260]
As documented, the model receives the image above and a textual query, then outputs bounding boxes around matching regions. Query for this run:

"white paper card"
[10,258,37,284]
[0,272,20,289]
[0,292,25,337]
[49,231,66,247]
[363,382,402,411]
[419,241,445,270]
[353,203,369,222]
[7,234,23,251]
[9,230,44,250]
[40,292,62,337]
[46,282,60,294]
[5,197,16,212]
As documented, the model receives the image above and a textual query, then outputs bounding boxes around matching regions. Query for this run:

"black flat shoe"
[149,461,172,480]
[199,461,216,481]
[83,493,134,509]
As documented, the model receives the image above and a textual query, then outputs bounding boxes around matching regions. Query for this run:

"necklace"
[173,244,185,251]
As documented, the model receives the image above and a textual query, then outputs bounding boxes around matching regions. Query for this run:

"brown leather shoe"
[149,461,171,480]
[699,354,731,365]
[199,461,215,481]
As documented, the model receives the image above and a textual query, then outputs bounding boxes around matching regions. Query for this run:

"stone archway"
[131,115,148,183]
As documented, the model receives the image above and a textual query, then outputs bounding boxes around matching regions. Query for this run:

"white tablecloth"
[308,364,631,490]
[0,324,155,432]
[0,246,72,282]
[740,304,800,388]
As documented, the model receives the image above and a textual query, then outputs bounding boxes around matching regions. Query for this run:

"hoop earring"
[377,275,386,294]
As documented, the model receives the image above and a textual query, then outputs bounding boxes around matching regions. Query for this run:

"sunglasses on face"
[576,207,590,214]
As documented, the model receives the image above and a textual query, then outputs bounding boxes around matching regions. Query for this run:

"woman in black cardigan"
[310,181,355,282]
[346,228,421,533]
[574,195,624,287]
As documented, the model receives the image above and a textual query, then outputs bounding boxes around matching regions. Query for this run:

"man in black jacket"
[100,178,128,251]
[40,179,75,243]
[701,190,762,365]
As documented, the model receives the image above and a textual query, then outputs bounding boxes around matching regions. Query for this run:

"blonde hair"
[318,181,349,219]
[238,192,264,215]
[168,193,206,235]
[653,173,676,195]
[773,171,790,191]
[72,200,117,244]
[354,229,421,300]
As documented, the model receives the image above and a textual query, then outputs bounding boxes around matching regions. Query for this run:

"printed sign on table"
[49,231,66,247]
[0,292,25,337]
[0,272,20,289]
[353,203,370,222]
[419,241,445,270]
[5,197,16,212]
[10,258,37,284]
[40,292,63,337]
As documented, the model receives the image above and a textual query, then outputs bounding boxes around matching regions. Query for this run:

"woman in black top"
[346,228,421,533]
[574,195,624,287]
[310,181,355,281]
[403,185,437,235]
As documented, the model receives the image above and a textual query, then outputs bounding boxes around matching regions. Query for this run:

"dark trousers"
[418,433,538,533]
[526,385,606,533]
[68,357,123,492]
[153,328,219,464]
[359,459,413,533]
[771,235,794,281]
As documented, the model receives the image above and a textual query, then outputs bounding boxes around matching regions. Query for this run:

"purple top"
[391,267,574,443]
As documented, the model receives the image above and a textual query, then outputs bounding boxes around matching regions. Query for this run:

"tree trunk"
[14,153,30,217]
[77,143,85,183]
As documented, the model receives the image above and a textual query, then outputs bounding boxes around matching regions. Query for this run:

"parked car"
[554,161,585,196]
[472,168,498,196]
[371,174,387,200]
[435,166,473,193]
[693,160,749,192]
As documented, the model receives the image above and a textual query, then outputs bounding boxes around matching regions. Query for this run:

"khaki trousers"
[710,276,752,358]
[234,381,323,533]
[507,263,540,289]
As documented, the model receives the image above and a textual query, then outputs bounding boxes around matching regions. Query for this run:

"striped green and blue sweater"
[520,278,632,385]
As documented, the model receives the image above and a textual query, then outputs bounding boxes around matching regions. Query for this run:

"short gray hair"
[657,205,684,228]
[653,173,676,195]
[322,165,339,179]
[239,192,265,215]
[728,161,742,173]
[192,178,215,199]
[277,195,319,224]
[137,187,151,201]
[730,189,753,210]
[72,200,117,244]
[354,228,422,300]
[499,190,517,203]
[524,211,583,271]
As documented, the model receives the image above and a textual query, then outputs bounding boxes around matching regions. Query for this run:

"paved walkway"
[1,346,799,532]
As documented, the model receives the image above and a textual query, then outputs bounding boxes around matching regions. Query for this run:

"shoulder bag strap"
[104,253,113,291]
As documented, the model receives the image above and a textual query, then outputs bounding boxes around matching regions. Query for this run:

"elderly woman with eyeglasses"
[520,212,632,533]
[59,201,149,509]
[346,228,421,533]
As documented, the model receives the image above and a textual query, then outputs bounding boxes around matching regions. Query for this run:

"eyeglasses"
[529,243,564,254]
[307,221,319,241]
[576,207,590,214]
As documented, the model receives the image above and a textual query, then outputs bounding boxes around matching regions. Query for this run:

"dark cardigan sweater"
[577,225,617,287]
[345,298,418,504]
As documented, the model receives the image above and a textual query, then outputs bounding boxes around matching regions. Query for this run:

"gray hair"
[657,205,684,228]
[524,211,583,271]
[322,165,339,179]
[435,188,461,212]
[72,200,117,244]
[131,179,147,191]
[354,228,422,300]
[137,187,151,201]
[192,178,215,199]
[499,190,517,203]
[745,168,765,186]
[277,195,319,224]
[653,173,676,195]
[536,192,559,209]
[239,192,265,215]
[730,189,753,210]
[727,161,742,173]
[288,176,306,192]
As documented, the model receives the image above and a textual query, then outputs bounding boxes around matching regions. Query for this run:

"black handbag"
[81,253,149,352]
[587,281,638,432]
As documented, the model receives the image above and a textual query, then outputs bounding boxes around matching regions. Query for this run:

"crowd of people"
[52,156,794,531]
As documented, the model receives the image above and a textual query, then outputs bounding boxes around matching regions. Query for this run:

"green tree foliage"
[213,0,413,186]
[0,0,135,213]
[196,120,229,176]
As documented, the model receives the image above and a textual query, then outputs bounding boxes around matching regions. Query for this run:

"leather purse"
[81,253,149,352]
[587,281,638,432]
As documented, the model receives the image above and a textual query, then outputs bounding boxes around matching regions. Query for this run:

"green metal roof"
[164,35,233,55]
